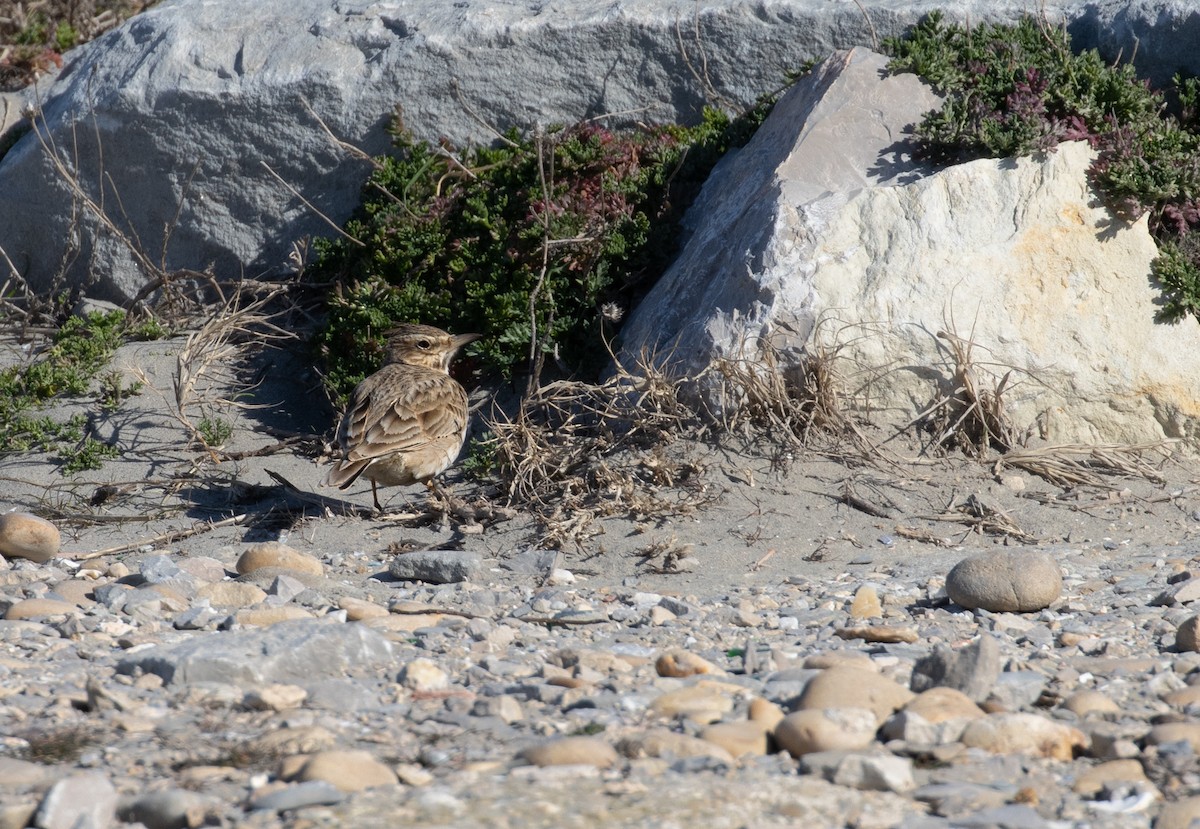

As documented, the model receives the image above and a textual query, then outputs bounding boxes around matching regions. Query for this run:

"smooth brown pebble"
[835,624,918,644]
[520,736,619,768]
[236,542,323,578]
[797,666,914,725]
[655,648,725,678]
[5,598,77,620]
[748,697,785,729]
[773,708,878,757]
[337,596,388,620]
[945,550,1062,612]
[700,720,769,757]
[803,651,877,671]
[295,750,397,792]
[1156,796,1200,829]
[1063,689,1120,717]
[1146,722,1200,752]
[0,512,60,562]
[1071,759,1150,796]
[234,606,313,626]
[197,582,267,608]
[904,687,985,723]
[648,682,735,724]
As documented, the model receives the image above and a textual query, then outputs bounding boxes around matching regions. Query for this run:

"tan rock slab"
[904,687,985,723]
[1162,686,1200,708]
[804,652,877,671]
[1063,689,1121,717]
[836,624,918,644]
[364,613,447,633]
[399,658,449,693]
[797,666,914,724]
[519,736,619,768]
[51,579,96,606]
[773,708,878,757]
[5,598,78,620]
[1071,759,1151,796]
[0,512,60,562]
[619,728,735,763]
[649,682,737,724]
[233,606,313,626]
[960,713,1087,760]
[748,697,786,730]
[243,684,307,711]
[337,596,388,620]
[655,648,725,677]
[700,720,770,757]
[236,542,323,577]
[295,749,398,792]
[1146,722,1200,752]
[197,582,267,609]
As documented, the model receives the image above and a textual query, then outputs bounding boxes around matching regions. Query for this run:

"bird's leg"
[372,479,383,513]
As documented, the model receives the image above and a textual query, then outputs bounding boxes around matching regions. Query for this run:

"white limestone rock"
[619,47,1200,446]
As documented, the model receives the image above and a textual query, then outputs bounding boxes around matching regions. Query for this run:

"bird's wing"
[337,367,468,464]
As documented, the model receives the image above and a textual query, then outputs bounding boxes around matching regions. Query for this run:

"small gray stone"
[116,618,393,685]
[118,789,210,829]
[800,751,915,793]
[34,772,117,829]
[247,781,345,812]
[267,574,308,601]
[946,551,1062,612]
[910,635,1001,702]
[951,804,1048,829]
[984,671,1046,711]
[389,551,482,584]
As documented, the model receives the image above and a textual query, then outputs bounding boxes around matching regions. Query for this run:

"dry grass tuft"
[705,322,876,464]
[483,351,715,550]
[995,442,1172,488]
[922,328,1018,456]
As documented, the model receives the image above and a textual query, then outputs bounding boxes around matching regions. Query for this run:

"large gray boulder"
[617,47,1200,446]
[0,0,1195,301]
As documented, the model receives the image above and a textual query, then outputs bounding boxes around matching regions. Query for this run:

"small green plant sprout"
[59,436,119,474]
[98,370,143,412]
[197,416,234,448]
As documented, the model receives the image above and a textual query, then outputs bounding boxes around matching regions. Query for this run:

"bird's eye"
[417,339,431,349]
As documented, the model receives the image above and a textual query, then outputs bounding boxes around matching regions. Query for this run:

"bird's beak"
[453,333,482,351]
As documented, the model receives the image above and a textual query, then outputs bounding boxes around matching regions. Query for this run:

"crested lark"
[324,323,480,511]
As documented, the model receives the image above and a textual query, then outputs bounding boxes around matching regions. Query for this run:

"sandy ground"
[1,329,1195,591]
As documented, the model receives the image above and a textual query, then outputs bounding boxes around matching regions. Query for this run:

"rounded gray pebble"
[945,550,1062,612]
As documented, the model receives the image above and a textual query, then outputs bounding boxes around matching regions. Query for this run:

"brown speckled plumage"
[323,324,479,510]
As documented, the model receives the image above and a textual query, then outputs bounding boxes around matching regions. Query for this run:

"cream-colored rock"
[242,684,307,711]
[1063,689,1121,717]
[619,49,1191,446]
[5,598,77,620]
[773,708,878,757]
[520,736,619,768]
[1071,759,1152,796]
[399,658,449,693]
[1146,722,1200,752]
[0,512,60,562]
[236,542,323,577]
[700,721,770,757]
[797,666,914,725]
[849,585,882,619]
[648,682,737,724]
[233,606,313,626]
[655,648,725,678]
[804,652,877,671]
[197,582,267,608]
[619,728,735,763]
[960,713,1087,760]
[748,697,786,730]
[337,596,388,620]
[1162,686,1200,708]
[295,750,397,792]
[904,687,985,723]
